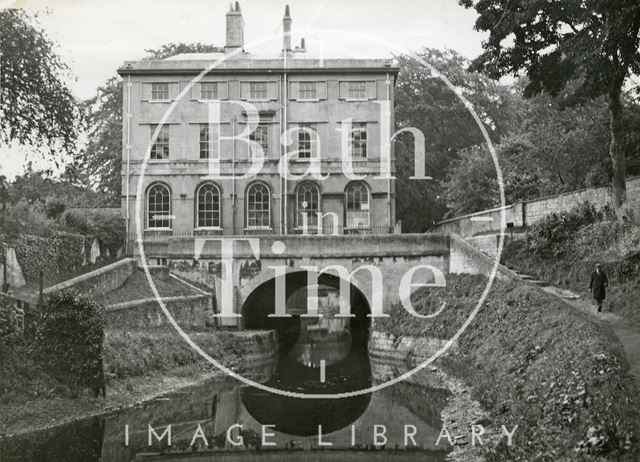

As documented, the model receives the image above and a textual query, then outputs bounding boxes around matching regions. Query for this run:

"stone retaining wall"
[368,330,458,362]
[448,234,519,281]
[44,258,137,298]
[432,176,640,237]
[105,295,212,330]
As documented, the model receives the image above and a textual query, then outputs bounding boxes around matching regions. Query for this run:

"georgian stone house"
[118,3,398,241]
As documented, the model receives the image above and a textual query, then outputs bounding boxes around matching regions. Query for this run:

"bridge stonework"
[135,233,508,327]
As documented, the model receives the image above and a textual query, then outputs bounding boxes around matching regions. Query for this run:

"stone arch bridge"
[135,233,507,327]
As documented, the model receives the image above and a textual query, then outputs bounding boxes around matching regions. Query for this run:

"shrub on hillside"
[526,202,604,259]
[0,200,58,239]
[63,209,125,255]
[12,232,84,281]
[32,291,105,397]
[44,196,66,219]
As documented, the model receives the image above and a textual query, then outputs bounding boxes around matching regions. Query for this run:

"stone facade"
[118,3,398,244]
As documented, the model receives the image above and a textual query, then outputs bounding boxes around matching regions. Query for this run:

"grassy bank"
[97,270,201,305]
[377,274,640,461]
[502,219,640,329]
[0,323,274,437]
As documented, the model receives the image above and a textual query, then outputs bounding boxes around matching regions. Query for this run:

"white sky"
[0,0,486,179]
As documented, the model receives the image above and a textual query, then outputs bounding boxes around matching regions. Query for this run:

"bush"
[12,232,84,281]
[0,199,58,239]
[32,291,104,396]
[526,202,604,259]
[63,209,125,255]
[44,196,66,219]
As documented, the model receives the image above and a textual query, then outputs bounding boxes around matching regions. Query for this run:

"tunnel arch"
[241,270,372,351]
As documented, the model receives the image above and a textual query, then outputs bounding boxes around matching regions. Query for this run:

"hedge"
[9,232,84,281]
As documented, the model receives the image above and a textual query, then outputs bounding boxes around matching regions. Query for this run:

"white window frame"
[249,81,268,100]
[296,182,321,230]
[347,81,367,100]
[200,82,218,100]
[151,83,170,101]
[297,123,317,159]
[150,125,170,160]
[195,183,222,229]
[345,182,371,229]
[249,123,269,158]
[299,81,318,100]
[146,183,172,230]
[350,123,367,158]
[245,182,271,230]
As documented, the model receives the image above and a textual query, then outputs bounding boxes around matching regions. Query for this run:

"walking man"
[589,263,609,313]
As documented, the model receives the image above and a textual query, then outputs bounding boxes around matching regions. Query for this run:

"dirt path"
[540,284,640,382]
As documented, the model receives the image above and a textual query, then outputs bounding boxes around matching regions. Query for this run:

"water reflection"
[1,275,451,461]
[241,351,372,436]
[0,357,450,461]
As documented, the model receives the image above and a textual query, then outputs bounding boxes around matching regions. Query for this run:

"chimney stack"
[225,1,244,52]
[294,37,307,53]
[282,5,292,53]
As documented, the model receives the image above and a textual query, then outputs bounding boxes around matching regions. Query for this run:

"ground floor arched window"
[246,182,270,228]
[196,183,221,228]
[345,181,370,228]
[147,183,171,229]
[296,181,320,230]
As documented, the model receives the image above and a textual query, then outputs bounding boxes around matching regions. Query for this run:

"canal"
[0,283,453,461]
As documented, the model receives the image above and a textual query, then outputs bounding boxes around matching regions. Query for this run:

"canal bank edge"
[0,329,278,439]
[369,330,494,462]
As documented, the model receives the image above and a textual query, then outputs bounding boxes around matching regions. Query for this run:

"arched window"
[147,183,171,229]
[246,182,270,228]
[345,181,370,228]
[196,183,221,228]
[296,182,320,230]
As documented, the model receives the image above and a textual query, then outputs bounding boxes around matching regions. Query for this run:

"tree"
[443,145,501,216]
[393,48,521,230]
[0,175,7,211]
[6,170,105,207]
[74,77,123,204]
[33,291,104,397]
[441,88,640,214]
[74,43,222,204]
[459,0,640,216]
[0,10,79,156]
[144,42,223,60]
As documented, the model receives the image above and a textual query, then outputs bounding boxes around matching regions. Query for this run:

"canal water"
[0,352,450,462]
[0,354,452,461]
[1,283,453,461]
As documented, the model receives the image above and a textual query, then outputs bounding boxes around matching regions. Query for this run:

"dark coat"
[589,270,609,301]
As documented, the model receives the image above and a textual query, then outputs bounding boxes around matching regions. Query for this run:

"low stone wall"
[138,233,450,260]
[448,234,519,281]
[43,258,137,298]
[105,295,212,330]
[368,330,458,362]
[433,204,524,237]
[432,175,640,237]
[465,233,525,259]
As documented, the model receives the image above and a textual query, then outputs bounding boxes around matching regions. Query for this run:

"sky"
[0,0,486,179]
